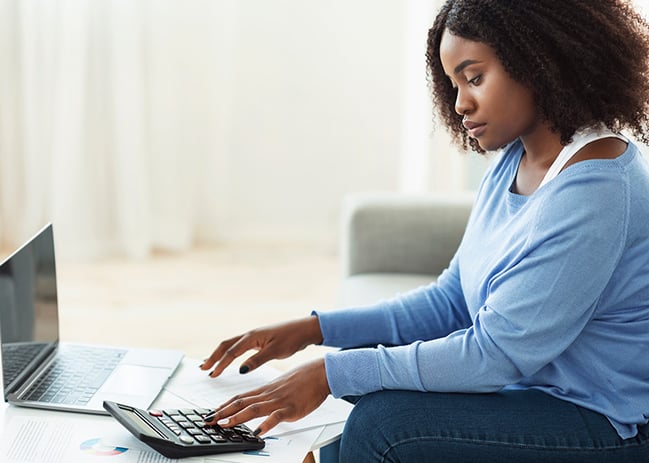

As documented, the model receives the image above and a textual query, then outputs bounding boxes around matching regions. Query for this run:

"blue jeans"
[319,389,649,462]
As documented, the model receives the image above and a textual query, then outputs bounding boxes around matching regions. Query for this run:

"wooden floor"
[54,243,341,372]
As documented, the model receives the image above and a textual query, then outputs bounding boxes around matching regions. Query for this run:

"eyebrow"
[453,59,482,75]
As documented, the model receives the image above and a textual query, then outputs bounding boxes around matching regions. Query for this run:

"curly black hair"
[427,0,649,153]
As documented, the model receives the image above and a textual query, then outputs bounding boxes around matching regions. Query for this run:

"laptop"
[0,223,184,414]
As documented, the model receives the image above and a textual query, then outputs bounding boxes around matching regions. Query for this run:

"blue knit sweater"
[316,139,649,439]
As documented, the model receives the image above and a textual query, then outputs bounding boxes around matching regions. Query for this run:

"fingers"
[204,392,292,437]
[203,391,269,428]
[201,318,324,379]
[199,336,240,371]
[201,335,259,378]
[236,350,273,376]
[203,361,329,437]
[254,409,291,436]
[203,381,282,427]
[200,333,276,378]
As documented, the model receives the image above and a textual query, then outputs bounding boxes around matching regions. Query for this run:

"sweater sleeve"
[322,170,629,398]
[314,253,472,349]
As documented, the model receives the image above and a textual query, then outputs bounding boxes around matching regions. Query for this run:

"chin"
[476,139,499,152]
[478,136,516,152]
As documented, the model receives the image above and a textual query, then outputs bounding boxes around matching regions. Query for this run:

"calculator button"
[148,409,163,417]
[210,434,227,443]
[179,436,194,444]
[223,432,243,442]
[195,436,212,444]
[176,421,193,428]
[186,428,202,435]
[181,409,196,415]
[185,414,203,422]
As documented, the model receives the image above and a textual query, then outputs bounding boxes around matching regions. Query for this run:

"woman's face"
[439,30,540,151]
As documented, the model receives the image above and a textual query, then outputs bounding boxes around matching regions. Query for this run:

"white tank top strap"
[538,125,628,189]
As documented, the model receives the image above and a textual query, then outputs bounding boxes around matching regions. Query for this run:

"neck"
[513,123,564,196]
[519,123,563,167]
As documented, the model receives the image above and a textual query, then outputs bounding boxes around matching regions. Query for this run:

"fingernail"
[217,418,230,426]
[203,411,216,421]
[199,363,205,369]
[239,365,249,374]
[253,428,261,436]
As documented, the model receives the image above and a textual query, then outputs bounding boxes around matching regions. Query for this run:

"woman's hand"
[200,316,324,378]
[203,359,330,436]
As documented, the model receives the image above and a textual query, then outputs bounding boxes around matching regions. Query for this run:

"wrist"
[300,358,330,397]
[306,315,324,345]
[314,358,330,397]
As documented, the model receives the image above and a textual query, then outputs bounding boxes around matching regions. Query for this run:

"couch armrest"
[340,192,473,277]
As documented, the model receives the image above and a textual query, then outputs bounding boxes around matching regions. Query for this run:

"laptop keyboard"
[2,342,50,388]
[23,345,126,405]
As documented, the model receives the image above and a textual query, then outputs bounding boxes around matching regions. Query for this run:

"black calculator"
[103,401,265,459]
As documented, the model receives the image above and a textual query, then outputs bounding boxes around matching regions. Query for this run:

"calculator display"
[119,406,162,438]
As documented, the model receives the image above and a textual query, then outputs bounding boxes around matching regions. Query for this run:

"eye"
[468,74,482,86]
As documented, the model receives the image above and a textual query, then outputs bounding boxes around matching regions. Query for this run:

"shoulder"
[531,152,636,241]
[563,137,627,170]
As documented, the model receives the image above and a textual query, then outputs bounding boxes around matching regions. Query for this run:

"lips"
[462,120,486,138]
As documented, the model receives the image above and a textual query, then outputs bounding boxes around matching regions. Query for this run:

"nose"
[454,87,473,116]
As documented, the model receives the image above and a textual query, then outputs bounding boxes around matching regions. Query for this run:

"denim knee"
[339,392,394,462]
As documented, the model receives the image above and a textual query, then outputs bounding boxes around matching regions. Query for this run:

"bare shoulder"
[564,137,628,169]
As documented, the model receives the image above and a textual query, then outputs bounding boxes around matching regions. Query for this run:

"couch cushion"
[337,273,436,308]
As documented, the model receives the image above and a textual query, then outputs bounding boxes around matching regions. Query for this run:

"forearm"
[315,285,470,349]
[316,255,470,348]
[323,324,520,398]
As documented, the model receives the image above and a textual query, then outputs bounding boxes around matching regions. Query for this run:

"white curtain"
[0,0,233,258]
[0,0,416,259]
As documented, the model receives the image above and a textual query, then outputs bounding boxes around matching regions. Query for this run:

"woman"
[201,1,649,461]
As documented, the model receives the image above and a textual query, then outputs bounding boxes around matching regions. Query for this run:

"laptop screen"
[0,224,59,393]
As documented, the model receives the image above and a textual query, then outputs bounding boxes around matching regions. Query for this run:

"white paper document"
[164,359,352,436]
[0,411,178,463]
[0,409,321,463]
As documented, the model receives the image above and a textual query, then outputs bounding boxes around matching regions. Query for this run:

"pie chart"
[80,438,128,456]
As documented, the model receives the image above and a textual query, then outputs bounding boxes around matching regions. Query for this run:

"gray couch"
[337,192,474,308]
